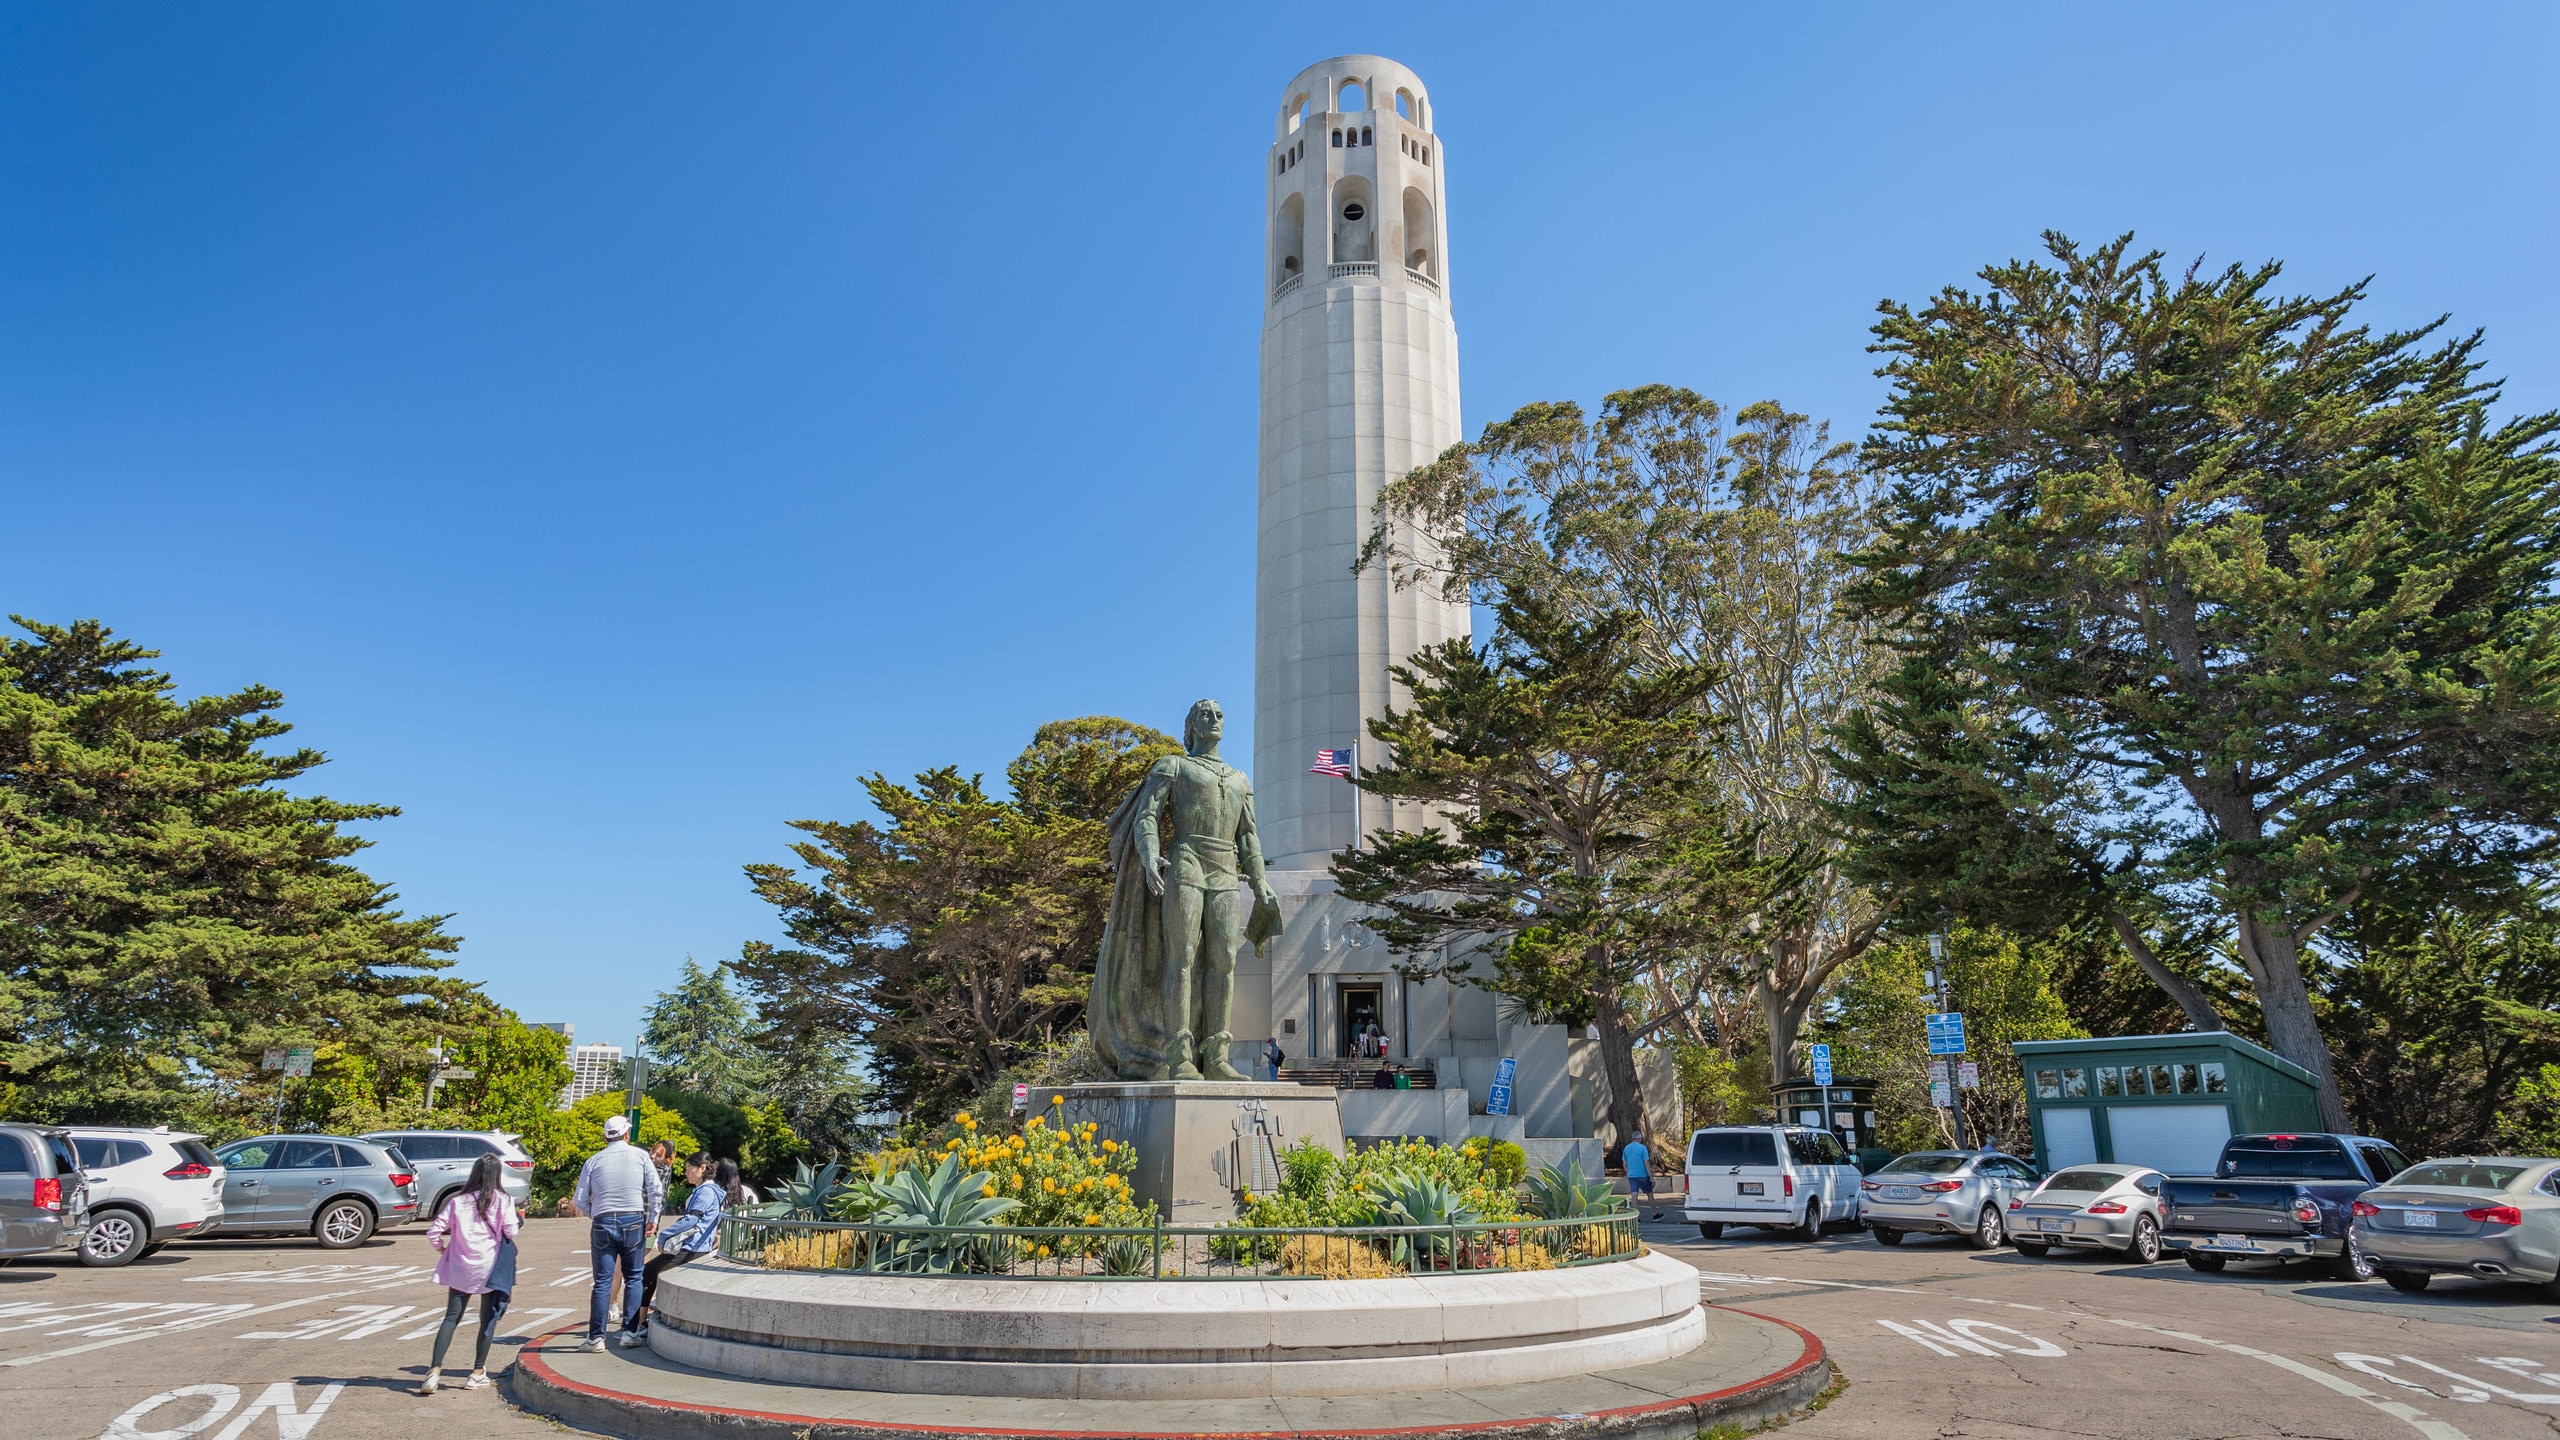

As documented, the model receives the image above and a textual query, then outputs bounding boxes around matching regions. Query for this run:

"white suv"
[1683,1124,1864,1241]
[65,1127,225,1267]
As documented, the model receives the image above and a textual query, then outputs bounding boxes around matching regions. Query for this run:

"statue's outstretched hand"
[1142,855,1168,897]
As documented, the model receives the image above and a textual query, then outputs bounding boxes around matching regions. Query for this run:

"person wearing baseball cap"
[568,1112,665,1350]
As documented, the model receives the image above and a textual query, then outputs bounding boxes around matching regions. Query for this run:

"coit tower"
[1242,56,1475,1065]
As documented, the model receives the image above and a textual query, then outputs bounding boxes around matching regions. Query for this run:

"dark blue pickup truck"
[2159,1133,2411,1281]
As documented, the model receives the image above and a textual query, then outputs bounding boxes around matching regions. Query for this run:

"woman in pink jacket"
[415,1153,521,1395]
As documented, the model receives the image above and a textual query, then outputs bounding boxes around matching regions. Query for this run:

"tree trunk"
[1590,982,1652,1167]
[2236,913,2351,1130]
[2106,909,2227,1033]
[1757,972,1803,1089]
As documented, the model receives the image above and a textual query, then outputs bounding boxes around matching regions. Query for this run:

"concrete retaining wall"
[650,1250,1704,1400]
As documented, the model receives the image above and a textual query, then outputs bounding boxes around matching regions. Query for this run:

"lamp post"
[1924,933,1972,1149]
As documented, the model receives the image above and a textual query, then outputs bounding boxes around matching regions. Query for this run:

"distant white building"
[561,1041,623,1110]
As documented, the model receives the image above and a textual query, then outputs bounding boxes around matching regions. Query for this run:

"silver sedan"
[2354,1156,2560,1297]
[1861,1150,2042,1249]
[2007,1164,2167,1262]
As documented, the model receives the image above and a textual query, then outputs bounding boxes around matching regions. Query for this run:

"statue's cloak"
[1088,768,1170,1079]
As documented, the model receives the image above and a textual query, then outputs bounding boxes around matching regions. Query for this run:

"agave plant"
[1096,1233,1155,1277]
[1522,1160,1621,1220]
[769,1158,851,1220]
[871,1151,1021,1273]
[1365,1171,1481,1268]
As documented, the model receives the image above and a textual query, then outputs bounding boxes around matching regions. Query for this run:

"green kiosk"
[2010,1032,2321,1178]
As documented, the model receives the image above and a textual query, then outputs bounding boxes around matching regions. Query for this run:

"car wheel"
[1696,1222,1723,1240]
[2012,1238,2051,1257]
[1966,1204,2005,1250]
[2382,1268,2431,1293]
[2186,1252,2227,1273]
[1791,1201,1822,1243]
[1871,1226,1904,1246]
[2128,1215,2161,1264]
[313,1199,374,1250]
[2326,1230,2374,1282]
[80,1208,148,1268]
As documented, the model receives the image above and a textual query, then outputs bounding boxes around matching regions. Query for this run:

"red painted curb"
[510,1310,1829,1440]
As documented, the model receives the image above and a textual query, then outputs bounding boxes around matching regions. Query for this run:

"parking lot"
[9,1212,2560,1439]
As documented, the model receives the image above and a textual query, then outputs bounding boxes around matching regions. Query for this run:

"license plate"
[1885,1185,1915,1200]
[2214,1233,2252,1249]
[2403,1209,2437,1228]
[1738,1182,1764,1196]
[2038,1218,2068,1233]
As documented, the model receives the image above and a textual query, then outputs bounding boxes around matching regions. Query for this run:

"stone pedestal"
[1058,1081,1343,1224]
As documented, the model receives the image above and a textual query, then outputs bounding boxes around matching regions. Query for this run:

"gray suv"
[0,1124,91,1258]
[360,1130,534,1225]
[207,1135,419,1248]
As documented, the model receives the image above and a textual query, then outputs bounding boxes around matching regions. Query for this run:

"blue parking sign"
[1924,1012,1968,1056]
[1808,1043,1833,1086]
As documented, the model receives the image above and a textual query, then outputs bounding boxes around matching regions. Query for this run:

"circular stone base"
[649,1253,1709,1400]
[510,1304,1828,1440]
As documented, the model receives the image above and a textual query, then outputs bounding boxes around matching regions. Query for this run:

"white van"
[1683,1125,1864,1240]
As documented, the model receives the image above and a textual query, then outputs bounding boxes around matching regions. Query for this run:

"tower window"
[1332,130,1342,147]
[1422,145,1430,165]
[1395,88,1415,120]
[1360,127,1371,146]
[1340,80,1366,112]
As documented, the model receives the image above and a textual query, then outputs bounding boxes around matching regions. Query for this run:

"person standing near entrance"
[1622,1132,1659,1221]
[570,1114,663,1352]
[1261,1036,1285,1082]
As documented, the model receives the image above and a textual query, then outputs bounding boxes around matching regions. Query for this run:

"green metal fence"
[715,1211,1643,1280]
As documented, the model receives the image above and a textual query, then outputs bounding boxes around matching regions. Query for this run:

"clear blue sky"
[5,4,2554,1053]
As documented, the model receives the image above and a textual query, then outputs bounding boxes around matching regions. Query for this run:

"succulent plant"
[771,1158,850,1221]
[871,1151,1021,1272]
[1523,1160,1621,1220]
[1365,1171,1482,1267]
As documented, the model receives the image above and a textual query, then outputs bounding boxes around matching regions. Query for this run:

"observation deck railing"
[1329,261,1379,279]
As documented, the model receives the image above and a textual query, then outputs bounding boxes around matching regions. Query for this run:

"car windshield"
[1876,1154,1967,1175]
[2221,1144,2360,1179]
[1690,1132,1779,1167]
[2390,1162,2528,1191]
[2039,1169,2123,1193]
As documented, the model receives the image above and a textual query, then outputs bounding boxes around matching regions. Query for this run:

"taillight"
[1861,1181,1879,1192]
[1920,1180,1963,1193]
[163,1162,213,1181]
[387,1172,415,1188]
[2292,1199,2321,1224]
[2350,1200,2381,1218]
[1782,1174,1794,1197]
[2465,1205,2523,1226]
[2087,1200,2128,1214]
[504,1159,534,1170]
[32,1178,61,1211]
[2008,1198,2023,1210]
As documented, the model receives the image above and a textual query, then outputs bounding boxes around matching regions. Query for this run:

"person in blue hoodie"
[631,1154,733,1345]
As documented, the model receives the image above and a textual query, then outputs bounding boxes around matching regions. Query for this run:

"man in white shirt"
[570,1115,665,1351]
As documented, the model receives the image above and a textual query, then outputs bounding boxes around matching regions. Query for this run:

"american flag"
[1309,747,1354,778]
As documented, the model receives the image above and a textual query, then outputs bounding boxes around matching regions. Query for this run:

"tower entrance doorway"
[1337,983,1384,1058]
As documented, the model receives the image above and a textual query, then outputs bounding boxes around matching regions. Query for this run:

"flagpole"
[1350,742,1361,852]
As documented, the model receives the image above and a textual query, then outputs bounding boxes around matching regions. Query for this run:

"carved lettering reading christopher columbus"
[1088,699,1282,1081]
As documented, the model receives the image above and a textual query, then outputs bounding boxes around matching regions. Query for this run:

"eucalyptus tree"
[1362,387,1892,1083]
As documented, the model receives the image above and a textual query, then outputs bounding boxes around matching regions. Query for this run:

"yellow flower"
[1035,1244,1050,1258]
[1241,1189,1255,1204]
[1052,1095,1065,1105]
[959,1114,977,1129]
[982,1181,998,1198]
[1084,1213,1100,1226]
[1100,1139,1117,1153]
[1026,1115,1043,1128]
[1044,1178,1058,1193]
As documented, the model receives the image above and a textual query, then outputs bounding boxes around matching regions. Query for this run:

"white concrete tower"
[1254,56,1467,872]
[1238,57,1478,1072]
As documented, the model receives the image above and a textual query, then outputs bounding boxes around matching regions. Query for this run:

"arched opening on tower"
[1331,177,1375,264]
[1401,186,1436,279]
[1339,79,1367,112]
[1286,94,1308,134]
[1274,192,1305,287]
[1395,89,1416,121]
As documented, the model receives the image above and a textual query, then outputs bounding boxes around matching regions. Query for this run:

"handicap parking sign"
[1808,1043,1833,1086]
[1924,1012,1968,1056]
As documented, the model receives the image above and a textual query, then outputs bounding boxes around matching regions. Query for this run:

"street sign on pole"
[1927,1060,1949,1085]
[281,1047,315,1079]
[1957,1061,1980,1090]
[1930,1081,1954,1107]
[625,1053,649,1126]
[1487,1056,1518,1117]
[1012,1082,1029,1111]
[261,1049,286,1073]
[1808,1043,1833,1087]
[439,1067,475,1082]
[1924,1012,1968,1056]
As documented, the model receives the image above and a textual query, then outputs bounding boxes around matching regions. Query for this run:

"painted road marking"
[1,1271,432,1369]
[99,1381,343,1440]
[2096,1318,2471,1440]
[543,1265,592,1288]
[1878,1318,2066,1357]
[2337,1353,2560,1405]
[181,1264,430,1286]
[0,1302,258,1338]
[396,1305,577,1343]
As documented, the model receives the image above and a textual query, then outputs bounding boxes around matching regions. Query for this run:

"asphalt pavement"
[7,1211,2560,1439]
